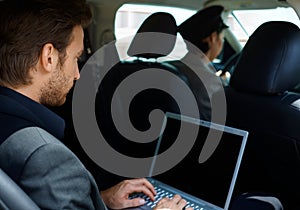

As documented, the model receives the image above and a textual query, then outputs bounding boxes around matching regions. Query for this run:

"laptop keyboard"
[130,186,205,210]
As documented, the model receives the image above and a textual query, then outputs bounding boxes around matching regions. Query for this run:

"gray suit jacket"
[0,127,107,210]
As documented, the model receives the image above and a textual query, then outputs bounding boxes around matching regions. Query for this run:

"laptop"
[129,112,248,210]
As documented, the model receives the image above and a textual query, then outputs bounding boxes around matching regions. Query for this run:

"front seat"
[213,21,300,209]
[94,12,195,187]
[96,11,179,155]
[0,168,40,210]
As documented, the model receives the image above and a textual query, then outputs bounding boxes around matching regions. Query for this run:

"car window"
[229,7,300,46]
[115,4,300,61]
[115,4,196,60]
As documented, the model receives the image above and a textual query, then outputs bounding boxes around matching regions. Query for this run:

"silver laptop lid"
[148,112,248,210]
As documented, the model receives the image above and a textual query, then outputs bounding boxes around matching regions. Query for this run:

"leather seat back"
[215,21,300,209]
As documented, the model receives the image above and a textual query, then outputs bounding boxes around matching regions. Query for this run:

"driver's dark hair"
[0,0,92,88]
[186,27,224,54]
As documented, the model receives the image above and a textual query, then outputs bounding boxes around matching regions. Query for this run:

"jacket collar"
[0,86,65,140]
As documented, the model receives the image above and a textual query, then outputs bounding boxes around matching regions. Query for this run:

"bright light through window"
[230,7,300,46]
[115,4,300,59]
[115,4,195,60]
[115,4,195,39]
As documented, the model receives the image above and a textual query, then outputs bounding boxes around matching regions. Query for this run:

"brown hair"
[0,0,92,87]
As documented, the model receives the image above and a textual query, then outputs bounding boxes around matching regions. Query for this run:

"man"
[0,0,190,209]
[178,5,228,64]
[179,5,231,85]
[167,6,228,121]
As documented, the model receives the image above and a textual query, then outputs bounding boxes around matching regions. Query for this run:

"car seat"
[95,12,193,159]
[0,168,40,210]
[214,21,300,209]
[92,11,197,188]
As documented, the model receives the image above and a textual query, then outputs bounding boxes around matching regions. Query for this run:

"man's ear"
[40,43,58,72]
[206,32,218,43]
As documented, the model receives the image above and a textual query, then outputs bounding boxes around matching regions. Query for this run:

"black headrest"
[127,12,177,59]
[230,21,300,94]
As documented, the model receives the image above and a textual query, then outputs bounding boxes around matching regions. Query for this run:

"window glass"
[228,7,300,46]
[115,4,196,60]
[115,4,195,39]
[115,4,300,59]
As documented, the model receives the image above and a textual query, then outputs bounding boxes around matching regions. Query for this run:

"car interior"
[1,0,300,209]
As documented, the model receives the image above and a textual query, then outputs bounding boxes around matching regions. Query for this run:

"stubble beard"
[40,66,72,107]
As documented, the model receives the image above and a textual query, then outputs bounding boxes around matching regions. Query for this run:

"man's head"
[0,0,92,105]
[178,5,228,60]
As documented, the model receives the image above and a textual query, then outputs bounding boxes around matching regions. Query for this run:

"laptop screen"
[149,112,248,209]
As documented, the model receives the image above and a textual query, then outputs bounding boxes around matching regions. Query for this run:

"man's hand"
[154,194,193,210]
[101,178,156,209]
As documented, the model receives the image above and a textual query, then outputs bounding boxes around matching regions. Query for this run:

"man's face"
[40,25,84,106]
[215,31,225,57]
